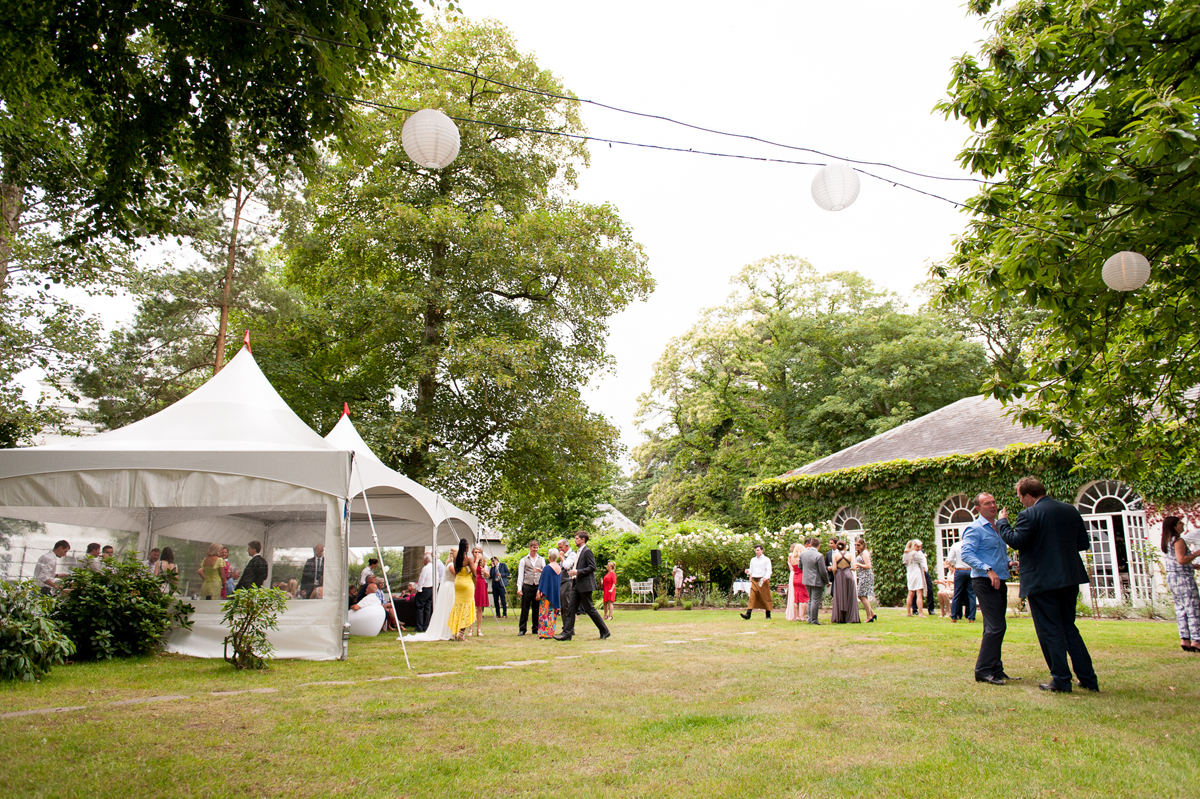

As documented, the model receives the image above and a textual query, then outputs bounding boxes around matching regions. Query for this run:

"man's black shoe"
[808,620,822,625]
[1076,683,1100,692]
[976,675,1007,686]
[553,633,572,641]
[1039,683,1071,693]
[996,673,1021,681]
[517,631,526,636]
[740,611,751,620]
[599,632,611,640]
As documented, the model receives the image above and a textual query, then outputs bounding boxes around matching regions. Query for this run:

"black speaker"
[650,549,662,568]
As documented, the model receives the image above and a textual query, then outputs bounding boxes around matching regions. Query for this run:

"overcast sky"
[455,0,993,464]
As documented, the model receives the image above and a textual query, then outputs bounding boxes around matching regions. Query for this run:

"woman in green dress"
[197,542,226,600]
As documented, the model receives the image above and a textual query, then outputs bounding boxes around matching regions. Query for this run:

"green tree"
[0,0,427,252]
[278,18,652,521]
[635,256,987,525]
[936,0,1200,479]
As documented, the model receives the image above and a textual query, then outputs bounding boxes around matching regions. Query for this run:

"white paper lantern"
[401,108,460,169]
[811,164,861,211]
[1101,251,1151,291]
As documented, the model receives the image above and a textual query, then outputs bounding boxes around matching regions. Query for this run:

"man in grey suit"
[561,531,610,640]
[799,537,830,624]
[998,476,1098,693]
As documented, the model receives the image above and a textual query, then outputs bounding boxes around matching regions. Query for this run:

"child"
[602,562,617,620]
[936,572,954,618]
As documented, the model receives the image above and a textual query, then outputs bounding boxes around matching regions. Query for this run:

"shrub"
[0,581,75,681]
[222,585,290,670]
[682,600,693,611]
[55,557,193,660]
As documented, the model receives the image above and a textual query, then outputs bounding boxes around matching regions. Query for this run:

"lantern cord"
[250,76,1087,248]
[180,3,987,186]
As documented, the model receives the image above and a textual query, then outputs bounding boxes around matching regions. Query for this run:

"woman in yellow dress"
[446,540,477,641]
[197,542,226,600]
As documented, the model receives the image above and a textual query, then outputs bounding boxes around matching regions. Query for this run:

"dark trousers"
[972,576,1007,679]
[492,582,507,617]
[1027,585,1097,691]
[575,589,610,637]
[518,585,539,634]
[805,585,825,623]
[560,579,577,636]
[952,570,977,620]
[415,587,433,632]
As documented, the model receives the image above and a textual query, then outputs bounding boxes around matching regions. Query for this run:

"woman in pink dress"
[786,543,810,621]
[472,546,489,637]
[602,562,617,620]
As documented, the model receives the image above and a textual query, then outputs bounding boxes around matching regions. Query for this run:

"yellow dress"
[201,557,226,600]
[447,565,477,633]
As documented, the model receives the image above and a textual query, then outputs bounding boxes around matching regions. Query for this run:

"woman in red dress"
[787,543,810,620]
[602,562,617,620]
[472,546,489,637]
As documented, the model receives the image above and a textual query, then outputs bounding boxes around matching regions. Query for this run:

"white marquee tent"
[0,348,476,660]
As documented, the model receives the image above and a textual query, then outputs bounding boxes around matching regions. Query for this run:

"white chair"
[347,599,386,636]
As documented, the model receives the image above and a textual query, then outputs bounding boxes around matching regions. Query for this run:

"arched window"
[1075,480,1151,604]
[832,506,866,535]
[933,494,974,577]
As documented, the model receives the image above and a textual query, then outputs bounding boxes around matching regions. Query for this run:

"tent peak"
[342,402,350,418]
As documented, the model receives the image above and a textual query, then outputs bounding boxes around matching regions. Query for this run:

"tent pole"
[355,465,411,670]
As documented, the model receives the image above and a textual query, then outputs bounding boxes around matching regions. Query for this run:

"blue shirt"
[960,515,1010,580]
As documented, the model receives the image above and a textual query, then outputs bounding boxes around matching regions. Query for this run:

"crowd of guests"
[741,535,877,624]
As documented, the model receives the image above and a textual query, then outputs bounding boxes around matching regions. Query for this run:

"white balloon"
[811,164,861,211]
[1101,251,1151,291]
[401,108,461,169]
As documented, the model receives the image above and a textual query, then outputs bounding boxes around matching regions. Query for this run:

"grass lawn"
[1,606,1197,798]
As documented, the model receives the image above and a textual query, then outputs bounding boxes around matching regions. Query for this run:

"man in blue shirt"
[960,492,1017,686]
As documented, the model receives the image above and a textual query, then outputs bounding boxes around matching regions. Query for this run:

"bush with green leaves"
[54,557,193,660]
[222,585,290,670]
[0,580,75,681]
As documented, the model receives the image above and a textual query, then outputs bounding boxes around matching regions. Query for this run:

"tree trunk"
[214,183,246,373]
[409,240,447,479]
[0,179,23,298]
[400,546,423,590]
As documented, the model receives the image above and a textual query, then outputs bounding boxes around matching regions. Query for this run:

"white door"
[1082,515,1121,604]
[934,525,963,578]
[1122,511,1153,604]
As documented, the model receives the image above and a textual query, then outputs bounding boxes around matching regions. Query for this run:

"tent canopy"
[0,348,479,659]
[326,411,477,549]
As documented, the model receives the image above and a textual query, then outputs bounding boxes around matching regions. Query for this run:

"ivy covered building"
[745,395,1193,608]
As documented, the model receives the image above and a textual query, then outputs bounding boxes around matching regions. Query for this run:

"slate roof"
[779,395,1051,478]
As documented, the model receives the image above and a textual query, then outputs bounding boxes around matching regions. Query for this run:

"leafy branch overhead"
[936,0,1200,480]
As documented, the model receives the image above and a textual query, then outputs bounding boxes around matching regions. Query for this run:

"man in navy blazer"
[997,476,1098,693]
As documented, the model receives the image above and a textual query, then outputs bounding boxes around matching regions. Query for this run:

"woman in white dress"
[404,553,456,642]
[902,539,929,617]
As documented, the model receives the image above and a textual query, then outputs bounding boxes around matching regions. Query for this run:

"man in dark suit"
[488,557,509,618]
[560,532,610,640]
[998,476,1098,693]
[235,540,268,590]
[300,544,325,599]
[800,538,830,624]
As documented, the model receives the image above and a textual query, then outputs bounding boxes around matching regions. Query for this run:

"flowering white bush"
[653,519,824,582]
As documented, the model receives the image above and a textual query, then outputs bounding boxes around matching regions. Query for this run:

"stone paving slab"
[555,655,582,660]
[364,676,407,682]
[476,665,512,671]
[590,649,619,654]
[416,672,459,678]
[503,660,548,667]
[622,644,650,649]
[211,688,280,696]
[109,695,189,707]
[1,705,85,719]
[298,681,357,687]
[662,640,689,644]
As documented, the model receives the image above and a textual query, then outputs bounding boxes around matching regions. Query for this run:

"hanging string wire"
[250,75,1085,247]
[182,2,984,185]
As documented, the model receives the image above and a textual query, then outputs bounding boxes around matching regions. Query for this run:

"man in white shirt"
[516,540,545,636]
[414,553,445,633]
[556,539,579,639]
[946,539,977,623]
[34,540,71,595]
[360,557,379,586]
[741,545,774,620]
